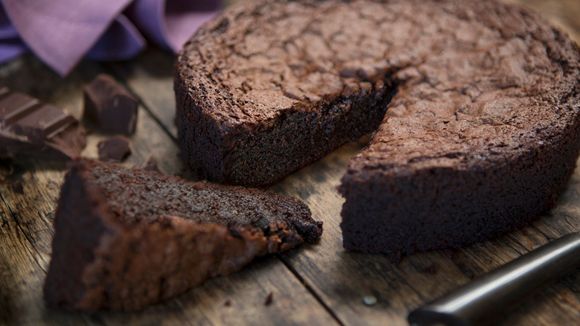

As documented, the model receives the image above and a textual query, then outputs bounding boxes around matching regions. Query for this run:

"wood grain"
[1,0,579,325]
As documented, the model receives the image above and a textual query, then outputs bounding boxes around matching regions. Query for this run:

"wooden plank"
[114,0,580,324]
[0,55,336,325]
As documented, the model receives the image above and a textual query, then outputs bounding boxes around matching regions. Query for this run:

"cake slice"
[44,159,322,311]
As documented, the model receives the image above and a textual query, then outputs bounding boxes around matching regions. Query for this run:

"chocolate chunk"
[97,136,131,162]
[84,74,138,135]
[0,87,86,161]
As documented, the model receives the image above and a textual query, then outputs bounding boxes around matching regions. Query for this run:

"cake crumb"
[363,295,377,306]
[264,292,274,306]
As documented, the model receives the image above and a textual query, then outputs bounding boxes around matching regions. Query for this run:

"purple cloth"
[0,0,221,76]
[87,15,146,61]
[0,6,27,64]
[129,0,220,52]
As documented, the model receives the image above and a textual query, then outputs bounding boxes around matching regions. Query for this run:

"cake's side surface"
[44,160,322,311]
[175,75,226,182]
[176,0,579,256]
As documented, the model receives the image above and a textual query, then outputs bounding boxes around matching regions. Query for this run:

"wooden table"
[1,1,578,325]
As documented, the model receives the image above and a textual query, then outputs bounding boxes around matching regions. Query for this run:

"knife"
[408,232,580,326]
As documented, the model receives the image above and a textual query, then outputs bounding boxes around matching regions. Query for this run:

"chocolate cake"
[44,160,322,311]
[175,0,579,257]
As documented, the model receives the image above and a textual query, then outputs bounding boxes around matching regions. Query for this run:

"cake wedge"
[44,159,322,311]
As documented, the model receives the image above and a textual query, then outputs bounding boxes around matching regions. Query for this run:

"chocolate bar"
[84,74,139,135]
[0,87,86,161]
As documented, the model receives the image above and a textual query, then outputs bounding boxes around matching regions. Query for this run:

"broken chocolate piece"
[97,136,131,162]
[84,74,138,135]
[0,87,86,161]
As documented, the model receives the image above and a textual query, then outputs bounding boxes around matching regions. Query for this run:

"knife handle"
[408,232,580,326]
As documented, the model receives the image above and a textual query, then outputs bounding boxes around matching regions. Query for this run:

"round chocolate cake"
[175,0,579,258]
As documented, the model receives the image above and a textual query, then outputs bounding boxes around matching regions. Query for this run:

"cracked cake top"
[176,0,579,176]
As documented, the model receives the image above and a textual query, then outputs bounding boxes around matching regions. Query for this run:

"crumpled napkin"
[0,0,221,76]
